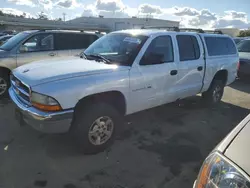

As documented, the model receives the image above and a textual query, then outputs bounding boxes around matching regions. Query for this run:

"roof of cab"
[21,30,99,35]
[112,29,180,36]
[112,29,228,37]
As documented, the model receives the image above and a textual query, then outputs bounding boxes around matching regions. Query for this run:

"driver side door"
[16,33,57,67]
[129,35,178,114]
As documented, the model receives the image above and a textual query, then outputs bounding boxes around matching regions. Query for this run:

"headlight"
[196,152,250,188]
[31,92,62,112]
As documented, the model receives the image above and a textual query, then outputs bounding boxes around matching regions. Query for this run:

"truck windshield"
[0,32,29,51]
[84,33,148,66]
[237,40,250,53]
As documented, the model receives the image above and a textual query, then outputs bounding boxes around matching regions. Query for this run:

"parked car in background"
[233,37,244,44]
[0,30,100,98]
[237,39,250,79]
[2,30,16,35]
[0,35,13,46]
[9,28,239,154]
[194,114,250,188]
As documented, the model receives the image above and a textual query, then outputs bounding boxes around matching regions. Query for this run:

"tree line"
[238,30,250,37]
[0,10,62,21]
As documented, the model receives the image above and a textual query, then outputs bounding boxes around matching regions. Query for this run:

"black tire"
[0,69,10,99]
[71,103,120,154]
[202,79,224,104]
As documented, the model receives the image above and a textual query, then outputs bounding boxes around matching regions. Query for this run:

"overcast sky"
[1,0,250,29]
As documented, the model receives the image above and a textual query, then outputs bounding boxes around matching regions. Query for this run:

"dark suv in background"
[237,39,250,79]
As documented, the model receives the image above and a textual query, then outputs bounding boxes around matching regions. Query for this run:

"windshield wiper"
[87,54,111,64]
[80,52,87,59]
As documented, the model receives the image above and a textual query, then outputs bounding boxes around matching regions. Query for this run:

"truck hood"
[224,115,250,175]
[13,57,129,86]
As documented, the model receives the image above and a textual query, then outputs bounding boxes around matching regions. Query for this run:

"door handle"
[49,52,56,57]
[170,70,178,76]
[197,66,203,71]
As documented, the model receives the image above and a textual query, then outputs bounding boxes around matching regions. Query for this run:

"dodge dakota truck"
[9,28,239,154]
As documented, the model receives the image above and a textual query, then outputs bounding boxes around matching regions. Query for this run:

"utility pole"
[62,13,66,21]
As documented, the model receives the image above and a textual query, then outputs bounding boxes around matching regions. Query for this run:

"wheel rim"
[213,85,222,102]
[88,116,114,146]
[0,77,7,95]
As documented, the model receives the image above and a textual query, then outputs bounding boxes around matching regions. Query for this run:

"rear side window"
[54,33,98,50]
[205,37,237,56]
[177,35,200,61]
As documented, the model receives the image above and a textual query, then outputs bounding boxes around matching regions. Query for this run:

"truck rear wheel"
[202,80,224,104]
[71,103,120,154]
[0,70,10,99]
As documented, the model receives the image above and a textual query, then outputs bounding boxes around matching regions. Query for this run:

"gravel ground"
[0,80,249,188]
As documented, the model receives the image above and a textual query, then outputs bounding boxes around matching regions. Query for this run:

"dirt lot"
[0,81,249,188]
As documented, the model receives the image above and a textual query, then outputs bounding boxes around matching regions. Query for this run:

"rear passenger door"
[175,34,205,99]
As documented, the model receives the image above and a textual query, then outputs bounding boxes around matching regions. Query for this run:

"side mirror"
[19,45,28,53]
[140,53,164,65]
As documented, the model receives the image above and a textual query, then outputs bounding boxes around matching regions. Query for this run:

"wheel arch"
[213,69,228,85]
[74,90,127,117]
[0,66,11,75]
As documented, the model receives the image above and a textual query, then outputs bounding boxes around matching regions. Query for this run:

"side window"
[205,37,237,56]
[205,37,217,56]
[54,33,98,50]
[21,34,54,52]
[226,38,237,54]
[75,34,98,49]
[54,33,72,50]
[75,34,90,49]
[177,35,200,61]
[140,36,174,65]
[191,36,200,59]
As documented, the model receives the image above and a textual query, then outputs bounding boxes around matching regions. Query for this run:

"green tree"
[37,11,48,20]
[238,30,250,37]
[55,18,62,21]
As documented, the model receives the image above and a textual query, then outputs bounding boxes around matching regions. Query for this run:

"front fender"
[0,57,16,70]
[32,70,130,110]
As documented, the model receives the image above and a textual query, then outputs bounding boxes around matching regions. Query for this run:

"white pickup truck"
[9,29,239,154]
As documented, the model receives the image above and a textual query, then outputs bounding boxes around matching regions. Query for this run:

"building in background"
[0,16,109,32]
[69,16,180,31]
[2,15,242,37]
[0,15,179,33]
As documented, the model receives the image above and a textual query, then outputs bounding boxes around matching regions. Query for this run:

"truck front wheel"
[202,80,224,104]
[71,103,120,154]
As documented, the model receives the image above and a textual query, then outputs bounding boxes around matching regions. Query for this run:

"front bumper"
[9,87,74,133]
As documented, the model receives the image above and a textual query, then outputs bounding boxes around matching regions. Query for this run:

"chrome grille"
[11,75,31,105]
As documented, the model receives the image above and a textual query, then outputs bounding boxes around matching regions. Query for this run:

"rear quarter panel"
[200,35,238,92]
